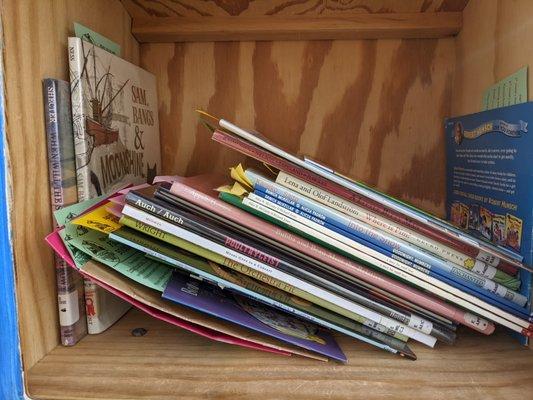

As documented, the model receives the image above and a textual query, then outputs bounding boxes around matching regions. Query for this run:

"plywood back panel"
[2,0,139,371]
[141,38,454,216]
[122,0,468,17]
[452,0,533,115]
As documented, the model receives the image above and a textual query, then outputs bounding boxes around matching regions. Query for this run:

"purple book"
[162,272,347,362]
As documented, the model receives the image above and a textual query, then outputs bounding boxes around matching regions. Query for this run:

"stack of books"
[46,110,532,362]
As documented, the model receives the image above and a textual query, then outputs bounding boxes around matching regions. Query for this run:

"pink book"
[169,176,496,335]
[44,230,292,357]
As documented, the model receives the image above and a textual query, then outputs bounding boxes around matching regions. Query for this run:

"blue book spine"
[254,189,530,319]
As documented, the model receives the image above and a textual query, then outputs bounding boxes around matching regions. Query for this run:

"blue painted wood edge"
[0,60,24,398]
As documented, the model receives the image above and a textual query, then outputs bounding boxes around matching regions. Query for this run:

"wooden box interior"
[3,0,533,398]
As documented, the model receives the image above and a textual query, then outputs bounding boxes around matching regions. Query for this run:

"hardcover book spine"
[170,182,485,333]
[250,172,519,278]
[43,78,87,346]
[121,200,436,346]
[211,130,520,269]
[253,188,525,307]
[249,191,529,319]
[239,195,532,334]
[68,38,103,334]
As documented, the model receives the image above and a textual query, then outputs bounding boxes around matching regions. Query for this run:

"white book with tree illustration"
[68,36,160,333]
[68,36,160,200]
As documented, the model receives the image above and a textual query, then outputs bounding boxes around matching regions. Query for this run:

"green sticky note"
[61,220,172,292]
[482,66,528,110]
[74,22,121,56]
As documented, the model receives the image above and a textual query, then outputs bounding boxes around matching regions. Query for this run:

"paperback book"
[162,272,348,362]
[445,102,533,343]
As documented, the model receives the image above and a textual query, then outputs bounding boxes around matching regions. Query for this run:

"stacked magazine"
[45,111,533,362]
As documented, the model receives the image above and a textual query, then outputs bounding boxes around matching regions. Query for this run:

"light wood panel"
[452,0,533,115]
[122,0,469,18]
[27,308,533,400]
[2,0,139,372]
[131,13,462,42]
[141,38,454,216]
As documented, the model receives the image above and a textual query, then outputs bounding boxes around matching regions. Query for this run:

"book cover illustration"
[445,102,533,343]
[450,202,462,227]
[506,214,523,252]
[458,203,469,230]
[162,272,347,362]
[468,204,480,231]
[68,37,160,201]
[479,206,493,241]
[43,78,87,345]
[492,214,506,246]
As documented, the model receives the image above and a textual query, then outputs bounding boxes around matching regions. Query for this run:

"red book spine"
[212,130,518,275]
[170,179,495,334]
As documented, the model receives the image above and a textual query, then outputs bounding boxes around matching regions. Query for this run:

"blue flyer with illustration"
[445,102,533,342]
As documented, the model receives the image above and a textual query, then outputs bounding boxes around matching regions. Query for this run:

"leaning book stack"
[45,110,532,362]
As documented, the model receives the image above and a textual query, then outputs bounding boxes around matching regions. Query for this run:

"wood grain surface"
[140,38,455,216]
[26,308,533,400]
[8,1,533,398]
[452,0,533,115]
[121,0,469,18]
[131,13,463,42]
[2,0,139,372]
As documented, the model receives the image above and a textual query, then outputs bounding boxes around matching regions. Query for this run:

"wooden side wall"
[141,38,455,216]
[452,0,533,115]
[2,0,139,371]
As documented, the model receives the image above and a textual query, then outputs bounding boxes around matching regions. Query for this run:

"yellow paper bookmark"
[71,203,122,234]
[230,163,253,191]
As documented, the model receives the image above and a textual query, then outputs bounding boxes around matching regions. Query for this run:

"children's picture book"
[479,206,493,241]
[458,203,469,230]
[68,36,161,200]
[162,272,347,362]
[468,204,480,231]
[450,202,462,227]
[69,34,161,334]
[506,214,523,252]
[445,102,533,343]
[492,214,506,246]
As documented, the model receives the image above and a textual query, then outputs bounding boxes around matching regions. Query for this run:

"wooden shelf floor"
[26,309,533,400]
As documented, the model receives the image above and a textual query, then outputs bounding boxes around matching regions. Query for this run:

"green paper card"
[63,221,172,291]
[74,22,121,56]
[482,66,528,110]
